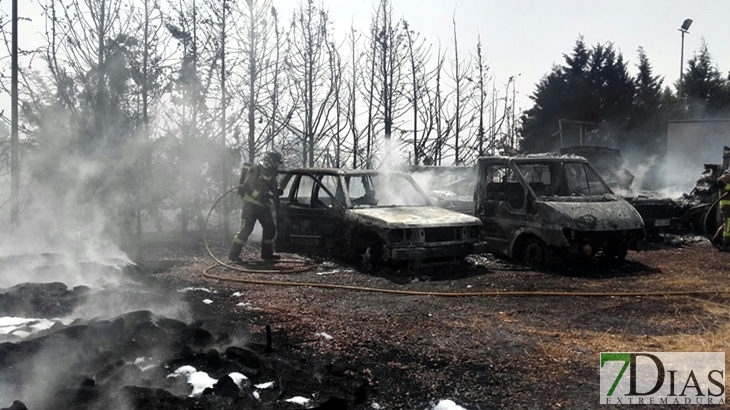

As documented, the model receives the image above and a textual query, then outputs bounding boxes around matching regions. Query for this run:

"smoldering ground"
[0,144,193,318]
[0,106,367,408]
[0,123,203,407]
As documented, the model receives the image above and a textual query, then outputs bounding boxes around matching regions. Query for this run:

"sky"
[274,0,729,114]
[1,0,729,129]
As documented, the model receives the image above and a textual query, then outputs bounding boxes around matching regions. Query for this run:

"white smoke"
[0,163,133,289]
[622,151,695,199]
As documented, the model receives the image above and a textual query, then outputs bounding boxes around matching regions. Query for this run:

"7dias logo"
[600,352,725,405]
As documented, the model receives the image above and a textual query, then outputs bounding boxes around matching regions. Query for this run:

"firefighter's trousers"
[233,201,276,248]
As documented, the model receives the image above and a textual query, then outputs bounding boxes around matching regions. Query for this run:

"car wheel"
[523,237,550,268]
[606,245,628,261]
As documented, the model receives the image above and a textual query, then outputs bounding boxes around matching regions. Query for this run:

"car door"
[275,172,345,255]
[475,161,528,254]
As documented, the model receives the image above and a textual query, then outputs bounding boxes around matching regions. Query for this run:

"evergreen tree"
[680,40,730,117]
[634,47,663,113]
[519,36,635,152]
[519,68,565,152]
[627,47,665,151]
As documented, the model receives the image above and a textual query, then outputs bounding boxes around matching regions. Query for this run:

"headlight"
[389,229,405,243]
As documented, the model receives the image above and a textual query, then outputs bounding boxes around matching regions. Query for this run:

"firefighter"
[717,169,730,250]
[229,151,283,261]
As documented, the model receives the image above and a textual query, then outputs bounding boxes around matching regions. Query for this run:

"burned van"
[475,155,645,267]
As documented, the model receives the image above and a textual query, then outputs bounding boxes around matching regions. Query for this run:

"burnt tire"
[605,245,628,261]
[522,237,550,268]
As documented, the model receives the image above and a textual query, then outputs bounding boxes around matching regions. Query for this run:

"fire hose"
[203,185,730,298]
[203,185,318,274]
[702,195,726,250]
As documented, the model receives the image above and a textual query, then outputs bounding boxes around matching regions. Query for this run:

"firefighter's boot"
[228,242,245,262]
[261,241,280,260]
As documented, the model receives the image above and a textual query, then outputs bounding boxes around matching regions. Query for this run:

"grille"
[425,227,458,243]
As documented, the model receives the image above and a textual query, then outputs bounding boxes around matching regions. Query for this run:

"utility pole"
[11,0,19,226]
[220,0,229,237]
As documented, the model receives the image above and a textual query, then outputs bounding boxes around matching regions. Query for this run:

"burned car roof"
[406,165,476,171]
[280,167,410,177]
[478,153,588,163]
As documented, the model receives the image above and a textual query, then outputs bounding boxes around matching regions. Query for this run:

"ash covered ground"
[1,233,730,409]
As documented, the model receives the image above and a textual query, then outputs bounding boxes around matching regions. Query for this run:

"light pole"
[678,18,693,99]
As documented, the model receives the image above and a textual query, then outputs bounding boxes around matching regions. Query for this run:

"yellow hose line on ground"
[202,263,730,298]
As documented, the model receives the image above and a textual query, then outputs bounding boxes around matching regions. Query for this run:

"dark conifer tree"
[681,40,730,117]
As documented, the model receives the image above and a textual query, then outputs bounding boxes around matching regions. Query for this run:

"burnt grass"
[2,234,730,409]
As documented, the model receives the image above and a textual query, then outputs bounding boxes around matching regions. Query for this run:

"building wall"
[663,119,730,192]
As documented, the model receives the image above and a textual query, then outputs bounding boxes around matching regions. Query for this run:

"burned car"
[475,155,645,267]
[275,168,488,268]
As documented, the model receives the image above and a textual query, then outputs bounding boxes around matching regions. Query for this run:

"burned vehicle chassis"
[559,145,688,237]
[475,155,645,266]
[275,169,487,268]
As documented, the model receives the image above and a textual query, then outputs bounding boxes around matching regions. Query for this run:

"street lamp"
[678,18,693,99]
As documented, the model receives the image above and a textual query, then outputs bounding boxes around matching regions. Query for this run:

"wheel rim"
[524,240,547,267]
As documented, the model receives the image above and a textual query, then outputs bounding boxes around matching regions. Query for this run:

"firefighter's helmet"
[262,151,283,168]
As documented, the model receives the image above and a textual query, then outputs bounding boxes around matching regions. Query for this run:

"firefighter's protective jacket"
[240,163,279,208]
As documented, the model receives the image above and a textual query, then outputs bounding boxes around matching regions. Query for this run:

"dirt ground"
[129,233,730,410]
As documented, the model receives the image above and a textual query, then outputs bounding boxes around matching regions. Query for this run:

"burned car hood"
[347,206,481,229]
[537,200,644,231]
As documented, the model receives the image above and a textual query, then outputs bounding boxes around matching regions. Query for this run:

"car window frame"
[279,171,345,210]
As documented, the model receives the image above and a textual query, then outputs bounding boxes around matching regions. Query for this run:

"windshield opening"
[345,173,429,207]
[516,162,610,197]
[563,162,611,196]
[411,168,476,198]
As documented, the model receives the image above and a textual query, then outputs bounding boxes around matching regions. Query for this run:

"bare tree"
[166,0,220,233]
[474,33,488,157]
[346,24,361,168]
[9,0,18,226]
[360,8,380,168]
[129,0,170,235]
[431,43,452,165]
[286,0,336,166]
[403,20,432,165]
[204,0,238,235]
[323,38,348,168]
[447,14,474,165]
[373,0,407,151]
[264,7,295,152]
[238,0,271,163]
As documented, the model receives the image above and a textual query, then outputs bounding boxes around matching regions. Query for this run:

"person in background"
[716,169,730,251]
[228,151,283,261]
